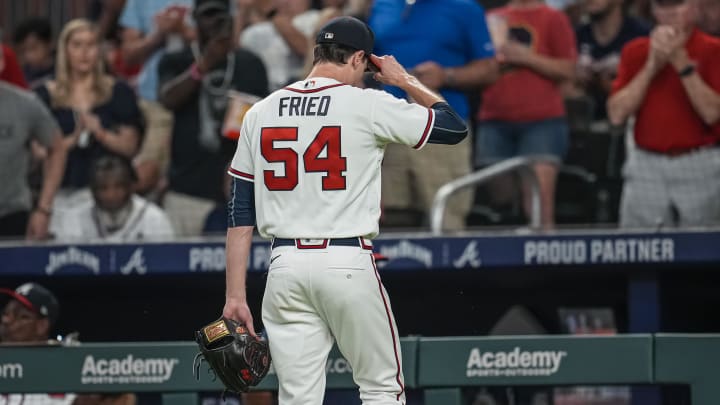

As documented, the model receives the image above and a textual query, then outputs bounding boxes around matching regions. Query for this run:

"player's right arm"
[371,54,469,147]
[224,224,256,337]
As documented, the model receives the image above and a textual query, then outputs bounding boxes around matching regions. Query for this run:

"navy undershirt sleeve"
[228,177,256,227]
[427,102,469,145]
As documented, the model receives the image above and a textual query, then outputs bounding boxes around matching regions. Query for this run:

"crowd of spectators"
[370,0,498,230]
[0,4,718,405]
[0,0,719,242]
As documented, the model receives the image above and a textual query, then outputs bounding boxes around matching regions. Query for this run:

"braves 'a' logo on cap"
[16,284,33,296]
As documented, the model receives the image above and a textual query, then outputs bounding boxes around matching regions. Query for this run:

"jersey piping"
[413,109,435,149]
[283,83,348,94]
[228,167,254,182]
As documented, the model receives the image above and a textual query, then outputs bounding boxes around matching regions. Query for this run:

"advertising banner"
[0,339,418,393]
[2,230,718,276]
[418,335,653,386]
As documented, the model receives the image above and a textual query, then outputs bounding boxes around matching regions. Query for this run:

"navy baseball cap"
[316,16,375,55]
[0,283,59,326]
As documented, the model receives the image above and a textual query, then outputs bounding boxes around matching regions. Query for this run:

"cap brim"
[366,57,381,73]
[0,288,39,314]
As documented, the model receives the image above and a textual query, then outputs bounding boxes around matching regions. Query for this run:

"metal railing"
[430,155,560,235]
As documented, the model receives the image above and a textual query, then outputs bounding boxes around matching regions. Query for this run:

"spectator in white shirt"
[51,155,174,241]
[239,0,320,90]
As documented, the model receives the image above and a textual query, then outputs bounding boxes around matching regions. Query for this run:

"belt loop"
[360,237,373,250]
[296,239,330,249]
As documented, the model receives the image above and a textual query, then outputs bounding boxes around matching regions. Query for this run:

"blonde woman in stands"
[35,19,143,213]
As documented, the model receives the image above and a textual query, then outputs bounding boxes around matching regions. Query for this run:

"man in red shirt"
[608,0,720,228]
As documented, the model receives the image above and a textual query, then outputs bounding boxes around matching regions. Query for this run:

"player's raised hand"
[223,297,257,338]
[371,54,412,88]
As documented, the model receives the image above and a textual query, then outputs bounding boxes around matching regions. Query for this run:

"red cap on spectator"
[0,283,59,326]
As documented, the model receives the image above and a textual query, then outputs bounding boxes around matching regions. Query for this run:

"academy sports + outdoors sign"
[0,340,419,393]
[80,355,178,384]
[465,347,567,377]
[0,343,203,393]
[418,335,652,386]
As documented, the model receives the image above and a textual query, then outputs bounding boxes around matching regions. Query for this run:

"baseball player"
[223,16,467,405]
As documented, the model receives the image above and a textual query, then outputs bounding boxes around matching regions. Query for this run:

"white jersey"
[51,195,175,242]
[240,10,321,91]
[229,77,435,239]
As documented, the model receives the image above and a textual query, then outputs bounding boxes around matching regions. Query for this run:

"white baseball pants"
[262,242,405,405]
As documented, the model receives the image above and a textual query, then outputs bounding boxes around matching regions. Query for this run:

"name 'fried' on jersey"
[278,96,331,117]
[229,78,435,239]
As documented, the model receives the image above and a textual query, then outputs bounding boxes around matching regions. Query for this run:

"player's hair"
[13,17,53,45]
[89,155,138,188]
[312,43,359,66]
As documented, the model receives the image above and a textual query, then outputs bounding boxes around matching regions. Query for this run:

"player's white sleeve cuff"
[413,109,435,150]
[228,167,255,182]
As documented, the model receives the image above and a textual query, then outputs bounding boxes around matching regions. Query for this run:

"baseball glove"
[193,317,271,393]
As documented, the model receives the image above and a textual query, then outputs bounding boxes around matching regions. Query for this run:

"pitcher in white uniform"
[223,16,469,405]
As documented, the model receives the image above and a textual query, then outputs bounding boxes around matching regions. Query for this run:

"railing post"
[519,165,542,230]
[430,155,559,235]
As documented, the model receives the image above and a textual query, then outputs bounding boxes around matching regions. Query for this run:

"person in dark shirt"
[158,0,268,236]
[13,17,56,88]
[575,0,650,121]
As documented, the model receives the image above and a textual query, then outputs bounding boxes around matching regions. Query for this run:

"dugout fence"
[1,334,717,404]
